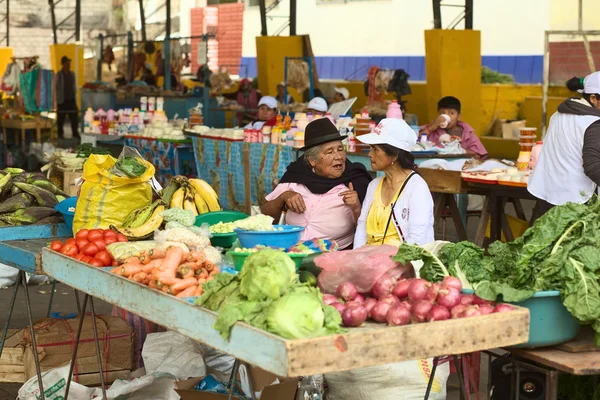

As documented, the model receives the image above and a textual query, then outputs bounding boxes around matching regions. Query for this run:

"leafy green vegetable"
[474,281,534,303]
[214,300,271,339]
[240,249,297,301]
[114,156,147,178]
[393,243,448,283]
[437,242,490,289]
[161,208,196,227]
[195,273,238,310]
[75,143,110,158]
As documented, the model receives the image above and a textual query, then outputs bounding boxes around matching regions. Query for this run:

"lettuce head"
[239,249,297,301]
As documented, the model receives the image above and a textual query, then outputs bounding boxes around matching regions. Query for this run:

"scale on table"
[328,98,357,119]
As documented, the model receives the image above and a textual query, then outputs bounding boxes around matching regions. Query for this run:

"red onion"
[322,294,338,306]
[387,305,411,326]
[426,283,442,302]
[442,276,463,292]
[332,302,346,315]
[363,298,377,315]
[493,304,514,313]
[478,304,494,315]
[372,276,396,299]
[428,305,451,322]
[462,305,481,318]
[392,279,411,299]
[437,287,461,309]
[460,294,475,306]
[407,279,431,302]
[378,294,401,307]
[411,300,434,323]
[450,304,467,319]
[336,282,358,302]
[400,300,413,312]
[370,302,392,323]
[342,306,368,327]
[354,294,365,303]
[473,295,493,306]
[345,301,362,310]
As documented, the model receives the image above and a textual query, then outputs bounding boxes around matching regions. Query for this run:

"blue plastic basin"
[464,289,580,348]
[55,196,77,231]
[234,225,304,249]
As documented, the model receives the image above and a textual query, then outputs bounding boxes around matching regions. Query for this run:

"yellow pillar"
[0,47,13,78]
[49,44,85,108]
[255,36,304,98]
[425,30,482,135]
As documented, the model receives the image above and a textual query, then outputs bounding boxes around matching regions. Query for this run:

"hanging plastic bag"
[72,150,155,234]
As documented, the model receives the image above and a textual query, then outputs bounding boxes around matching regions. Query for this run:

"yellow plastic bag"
[72,154,155,233]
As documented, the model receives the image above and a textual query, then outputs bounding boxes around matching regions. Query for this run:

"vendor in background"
[244,96,278,130]
[235,78,261,126]
[419,96,488,159]
[262,118,372,249]
[275,82,294,104]
[528,73,600,215]
[307,97,328,116]
[354,118,434,247]
[53,56,79,139]
[141,63,157,87]
[333,87,350,103]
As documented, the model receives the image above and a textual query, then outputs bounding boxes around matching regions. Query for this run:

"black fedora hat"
[300,118,347,151]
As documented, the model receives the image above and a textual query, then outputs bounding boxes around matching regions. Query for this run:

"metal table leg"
[228,359,241,400]
[22,270,46,400]
[89,297,108,400]
[545,370,559,400]
[453,355,469,400]
[64,295,89,400]
[424,356,439,400]
[46,280,57,318]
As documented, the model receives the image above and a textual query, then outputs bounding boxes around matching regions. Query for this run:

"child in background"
[420,96,488,159]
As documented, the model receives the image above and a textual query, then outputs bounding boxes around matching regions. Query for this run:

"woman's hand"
[280,191,306,213]
[339,183,361,220]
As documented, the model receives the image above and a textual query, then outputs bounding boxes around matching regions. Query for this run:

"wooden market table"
[1,117,55,151]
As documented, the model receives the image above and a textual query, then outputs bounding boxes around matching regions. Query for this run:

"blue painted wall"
[239,55,543,84]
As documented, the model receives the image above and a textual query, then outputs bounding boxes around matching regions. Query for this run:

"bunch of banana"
[111,200,166,241]
[162,175,220,215]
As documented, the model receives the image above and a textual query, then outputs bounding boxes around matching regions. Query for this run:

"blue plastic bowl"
[55,196,77,231]
[234,225,305,249]
[464,289,580,348]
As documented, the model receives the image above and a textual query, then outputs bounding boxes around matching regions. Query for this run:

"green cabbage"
[239,249,296,301]
[266,288,326,339]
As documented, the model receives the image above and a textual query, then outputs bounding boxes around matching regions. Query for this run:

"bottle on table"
[386,100,403,119]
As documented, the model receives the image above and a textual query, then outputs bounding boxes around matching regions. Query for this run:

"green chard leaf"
[393,243,449,283]
[474,281,535,303]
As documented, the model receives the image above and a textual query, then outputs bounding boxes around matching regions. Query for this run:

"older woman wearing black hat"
[261,118,372,249]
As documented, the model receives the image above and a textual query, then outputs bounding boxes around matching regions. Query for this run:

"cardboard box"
[0,329,28,383]
[176,366,298,400]
[492,119,526,139]
[21,315,134,385]
[62,169,83,197]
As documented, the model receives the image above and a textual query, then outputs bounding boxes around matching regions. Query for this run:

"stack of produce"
[49,228,127,267]
[108,245,218,298]
[0,168,67,226]
[326,274,513,328]
[394,199,600,343]
[161,175,221,216]
[210,214,276,234]
[195,249,343,340]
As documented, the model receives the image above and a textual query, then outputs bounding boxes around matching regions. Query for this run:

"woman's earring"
[391,161,394,165]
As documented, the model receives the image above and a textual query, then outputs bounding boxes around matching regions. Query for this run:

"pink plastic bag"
[316,245,406,294]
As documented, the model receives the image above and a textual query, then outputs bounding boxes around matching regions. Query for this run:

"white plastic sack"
[324,359,450,400]
[0,263,18,287]
[142,331,206,380]
[198,344,235,382]
[17,365,96,400]
[91,372,179,400]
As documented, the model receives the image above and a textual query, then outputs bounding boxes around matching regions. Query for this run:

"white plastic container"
[157,97,164,112]
[83,108,94,133]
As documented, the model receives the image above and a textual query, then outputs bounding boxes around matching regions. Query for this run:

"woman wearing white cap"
[334,87,349,103]
[244,96,278,130]
[353,118,434,247]
[528,72,600,215]
[307,97,328,116]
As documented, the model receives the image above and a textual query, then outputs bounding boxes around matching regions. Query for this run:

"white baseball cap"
[357,118,417,153]
[307,97,328,113]
[334,87,350,100]
[258,96,277,109]
[277,81,285,87]
[583,72,600,94]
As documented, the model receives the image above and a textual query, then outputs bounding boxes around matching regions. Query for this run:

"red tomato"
[103,230,117,240]
[94,251,113,266]
[116,234,128,242]
[75,239,89,250]
[82,243,100,257]
[92,240,106,252]
[65,238,76,246]
[73,253,85,261]
[111,260,119,266]
[89,259,104,267]
[104,237,117,245]
[87,230,104,242]
[61,244,78,256]
[75,229,89,240]
[50,241,63,252]
[81,256,93,263]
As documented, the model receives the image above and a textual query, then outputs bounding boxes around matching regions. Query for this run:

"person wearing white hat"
[307,97,328,116]
[334,87,350,103]
[528,72,600,215]
[276,82,294,105]
[353,118,434,247]
[244,96,278,130]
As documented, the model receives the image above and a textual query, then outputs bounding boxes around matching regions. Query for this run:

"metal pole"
[541,31,550,137]
[432,0,442,29]
[578,0,583,31]
[23,273,46,400]
[465,0,473,30]
[74,0,81,41]
[49,0,58,44]
[97,34,103,82]
[127,31,133,82]
[5,0,8,46]
[164,0,171,90]
[138,0,147,42]
[259,0,267,36]
[289,0,296,36]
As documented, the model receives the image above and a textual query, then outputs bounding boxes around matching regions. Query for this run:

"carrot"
[110,266,125,276]
[154,246,184,285]
[148,248,166,260]
[123,256,142,265]
[122,265,143,277]
[139,254,151,265]
[194,285,204,297]
[176,285,198,298]
[206,275,214,282]
[131,272,149,284]
[148,279,159,289]
[203,261,215,272]
[177,263,196,279]
[188,251,206,263]
[197,278,207,284]
[142,259,163,274]
[211,266,220,274]
[195,268,208,279]
[172,277,199,292]
[162,285,171,293]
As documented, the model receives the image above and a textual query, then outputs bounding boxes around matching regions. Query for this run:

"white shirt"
[243,121,266,130]
[528,99,600,205]
[354,174,434,248]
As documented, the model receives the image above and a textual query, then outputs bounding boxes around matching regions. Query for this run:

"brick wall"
[549,41,600,84]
